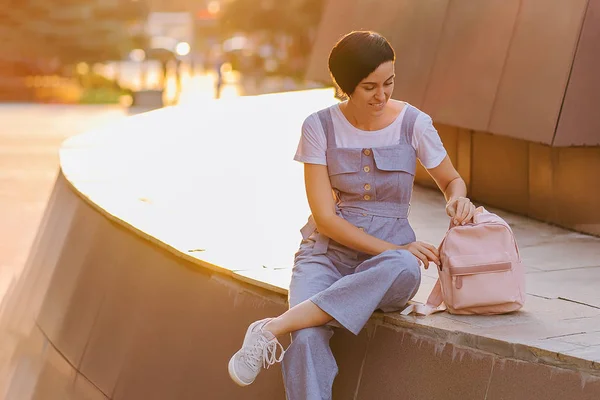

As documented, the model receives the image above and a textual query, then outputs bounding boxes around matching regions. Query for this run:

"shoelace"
[244,334,285,370]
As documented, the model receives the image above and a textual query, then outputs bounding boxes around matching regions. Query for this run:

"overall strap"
[317,108,337,149]
[399,104,420,144]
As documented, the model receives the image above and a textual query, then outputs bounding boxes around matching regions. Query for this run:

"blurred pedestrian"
[214,56,224,99]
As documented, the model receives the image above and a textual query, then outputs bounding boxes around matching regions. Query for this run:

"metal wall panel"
[308,0,596,147]
[488,0,588,144]
[422,0,520,131]
[306,0,448,108]
[554,0,600,147]
[305,0,360,84]
[387,0,449,108]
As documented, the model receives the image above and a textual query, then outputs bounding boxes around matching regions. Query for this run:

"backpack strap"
[401,279,446,316]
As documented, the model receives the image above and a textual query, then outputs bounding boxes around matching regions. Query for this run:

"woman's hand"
[400,241,440,270]
[445,197,476,226]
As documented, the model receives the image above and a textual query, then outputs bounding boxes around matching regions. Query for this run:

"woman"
[228,31,476,399]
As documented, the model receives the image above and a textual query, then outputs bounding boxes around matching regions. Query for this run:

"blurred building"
[307,0,600,236]
[144,0,220,62]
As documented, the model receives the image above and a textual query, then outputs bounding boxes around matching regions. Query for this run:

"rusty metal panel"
[486,358,600,400]
[422,0,520,131]
[554,0,600,147]
[528,143,557,222]
[488,0,588,144]
[471,131,529,215]
[553,146,600,235]
[356,326,494,400]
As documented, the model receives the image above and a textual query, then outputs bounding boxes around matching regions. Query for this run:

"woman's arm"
[426,155,476,225]
[304,164,439,266]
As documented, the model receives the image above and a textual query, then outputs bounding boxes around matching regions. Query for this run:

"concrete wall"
[2,172,599,399]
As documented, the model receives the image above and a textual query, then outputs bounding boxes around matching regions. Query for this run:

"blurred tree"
[1,0,149,72]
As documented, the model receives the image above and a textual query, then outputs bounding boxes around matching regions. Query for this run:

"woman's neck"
[341,100,385,131]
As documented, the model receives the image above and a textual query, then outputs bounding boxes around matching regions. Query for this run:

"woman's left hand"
[445,197,476,226]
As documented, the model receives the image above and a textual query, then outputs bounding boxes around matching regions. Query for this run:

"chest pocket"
[372,146,416,202]
[326,148,362,195]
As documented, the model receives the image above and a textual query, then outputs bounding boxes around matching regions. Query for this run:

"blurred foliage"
[79,86,129,104]
[74,67,132,104]
[0,0,149,72]
[75,69,124,91]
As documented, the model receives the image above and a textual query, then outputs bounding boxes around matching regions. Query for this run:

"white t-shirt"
[294,102,447,169]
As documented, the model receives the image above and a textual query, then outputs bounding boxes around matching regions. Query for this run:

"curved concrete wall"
[0,92,599,399]
[1,173,289,399]
[3,176,599,399]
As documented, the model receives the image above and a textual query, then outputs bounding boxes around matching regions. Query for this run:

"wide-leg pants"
[282,240,421,400]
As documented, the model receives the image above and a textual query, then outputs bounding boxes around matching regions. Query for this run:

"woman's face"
[349,61,395,114]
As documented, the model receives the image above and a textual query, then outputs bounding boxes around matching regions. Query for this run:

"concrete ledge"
[1,89,599,399]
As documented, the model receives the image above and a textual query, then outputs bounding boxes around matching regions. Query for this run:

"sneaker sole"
[228,351,253,387]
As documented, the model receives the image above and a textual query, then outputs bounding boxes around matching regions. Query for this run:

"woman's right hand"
[399,241,440,269]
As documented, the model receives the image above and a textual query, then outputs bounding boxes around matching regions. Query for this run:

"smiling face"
[349,61,395,114]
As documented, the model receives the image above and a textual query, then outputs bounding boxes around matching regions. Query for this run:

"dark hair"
[328,31,395,97]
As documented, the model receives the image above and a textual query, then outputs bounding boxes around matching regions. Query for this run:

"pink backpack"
[402,207,526,316]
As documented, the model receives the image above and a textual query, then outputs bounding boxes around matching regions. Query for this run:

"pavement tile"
[528,338,586,354]
[564,345,600,363]
[526,266,600,308]
[520,239,600,272]
[550,331,600,347]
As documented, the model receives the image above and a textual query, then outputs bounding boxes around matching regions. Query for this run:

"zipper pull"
[455,276,463,289]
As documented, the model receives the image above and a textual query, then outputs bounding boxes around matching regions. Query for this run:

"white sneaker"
[228,318,285,386]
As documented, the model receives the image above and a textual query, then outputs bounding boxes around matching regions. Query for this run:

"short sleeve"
[412,112,447,169]
[294,113,327,165]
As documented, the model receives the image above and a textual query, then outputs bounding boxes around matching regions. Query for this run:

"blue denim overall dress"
[282,104,423,400]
